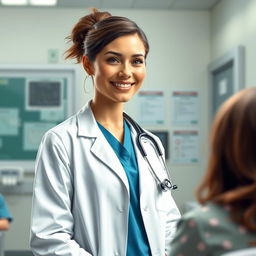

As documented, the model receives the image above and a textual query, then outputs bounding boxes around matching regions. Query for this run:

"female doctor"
[30,9,180,256]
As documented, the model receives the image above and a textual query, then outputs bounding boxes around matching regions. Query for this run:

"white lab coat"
[30,101,181,256]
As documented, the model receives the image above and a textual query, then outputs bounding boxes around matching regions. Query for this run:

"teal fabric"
[97,120,151,256]
[0,194,12,222]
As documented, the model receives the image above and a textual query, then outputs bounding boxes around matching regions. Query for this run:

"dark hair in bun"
[65,8,149,63]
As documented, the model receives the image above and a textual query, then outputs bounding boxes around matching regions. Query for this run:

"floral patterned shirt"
[169,202,256,256]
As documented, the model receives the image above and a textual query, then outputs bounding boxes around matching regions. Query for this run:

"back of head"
[65,8,149,63]
[197,87,256,231]
[64,8,111,63]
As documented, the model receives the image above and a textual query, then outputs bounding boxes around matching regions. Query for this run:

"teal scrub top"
[0,194,12,222]
[97,120,151,256]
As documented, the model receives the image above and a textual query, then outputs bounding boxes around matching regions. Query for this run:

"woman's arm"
[0,219,9,230]
[30,131,92,256]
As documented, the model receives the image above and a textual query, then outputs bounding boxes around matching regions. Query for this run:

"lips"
[111,81,135,88]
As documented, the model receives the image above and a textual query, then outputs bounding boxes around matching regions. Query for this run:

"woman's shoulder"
[178,202,233,234]
[183,202,229,222]
[181,202,256,239]
[171,202,256,255]
[45,103,91,138]
[48,113,77,135]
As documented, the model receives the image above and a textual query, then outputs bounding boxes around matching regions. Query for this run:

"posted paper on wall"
[0,108,20,136]
[23,122,55,151]
[138,90,164,125]
[171,130,199,164]
[172,90,199,125]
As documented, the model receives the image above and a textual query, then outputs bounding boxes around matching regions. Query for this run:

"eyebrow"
[104,51,145,58]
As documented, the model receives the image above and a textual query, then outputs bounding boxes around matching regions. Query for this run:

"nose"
[118,64,132,79]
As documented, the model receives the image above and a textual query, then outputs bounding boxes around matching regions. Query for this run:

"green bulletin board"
[0,64,75,165]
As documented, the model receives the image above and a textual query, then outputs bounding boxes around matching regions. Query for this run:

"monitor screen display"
[28,81,61,107]
[150,131,169,159]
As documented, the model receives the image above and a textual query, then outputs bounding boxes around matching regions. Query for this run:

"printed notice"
[23,122,55,151]
[40,108,65,121]
[171,130,199,164]
[172,90,199,125]
[0,108,20,136]
[138,90,164,125]
[218,79,227,96]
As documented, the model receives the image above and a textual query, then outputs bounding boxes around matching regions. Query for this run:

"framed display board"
[0,64,77,173]
[208,46,245,119]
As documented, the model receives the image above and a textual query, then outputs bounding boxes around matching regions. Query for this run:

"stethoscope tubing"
[123,113,177,191]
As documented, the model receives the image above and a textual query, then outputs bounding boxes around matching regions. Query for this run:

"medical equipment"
[123,113,178,192]
[0,167,24,186]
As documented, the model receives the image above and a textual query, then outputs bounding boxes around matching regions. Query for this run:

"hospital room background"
[0,0,255,253]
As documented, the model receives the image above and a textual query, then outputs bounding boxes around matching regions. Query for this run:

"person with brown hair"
[169,87,256,256]
[30,8,180,256]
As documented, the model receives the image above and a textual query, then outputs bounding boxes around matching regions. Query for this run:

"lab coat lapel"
[77,102,130,192]
[90,135,130,192]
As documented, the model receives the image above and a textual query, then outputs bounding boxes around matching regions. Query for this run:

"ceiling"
[0,0,221,10]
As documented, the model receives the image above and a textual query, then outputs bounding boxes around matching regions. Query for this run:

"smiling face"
[83,33,146,107]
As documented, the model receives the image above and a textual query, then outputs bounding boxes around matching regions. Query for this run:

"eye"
[106,57,120,64]
[132,58,144,65]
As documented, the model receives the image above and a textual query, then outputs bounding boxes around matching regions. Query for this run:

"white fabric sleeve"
[30,131,92,256]
[153,135,181,255]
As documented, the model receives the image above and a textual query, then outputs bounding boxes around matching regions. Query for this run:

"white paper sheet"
[23,122,55,151]
[172,90,199,125]
[0,108,20,136]
[138,90,165,125]
[171,130,199,164]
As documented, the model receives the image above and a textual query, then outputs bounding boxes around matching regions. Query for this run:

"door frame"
[208,45,245,122]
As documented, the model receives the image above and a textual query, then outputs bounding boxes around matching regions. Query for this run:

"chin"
[118,97,133,103]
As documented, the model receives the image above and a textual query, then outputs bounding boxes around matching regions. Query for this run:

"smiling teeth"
[113,83,132,88]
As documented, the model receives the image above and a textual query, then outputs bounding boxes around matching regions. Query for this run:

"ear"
[82,56,94,75]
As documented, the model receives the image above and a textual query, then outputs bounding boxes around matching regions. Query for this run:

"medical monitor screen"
[28,81,61,107]
[150,131,169,159]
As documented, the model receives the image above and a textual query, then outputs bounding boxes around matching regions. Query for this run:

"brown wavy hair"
[64,8,149,63]
[197,87,256,232]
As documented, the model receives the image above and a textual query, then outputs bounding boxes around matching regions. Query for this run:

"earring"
[83,75,89,94]
[83,75,94,94]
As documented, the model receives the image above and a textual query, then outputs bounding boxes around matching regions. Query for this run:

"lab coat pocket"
[156,192,172,212]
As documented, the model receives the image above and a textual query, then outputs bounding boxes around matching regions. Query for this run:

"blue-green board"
[0,77,68,160]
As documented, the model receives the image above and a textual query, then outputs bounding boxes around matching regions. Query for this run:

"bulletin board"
[0,65,77,172]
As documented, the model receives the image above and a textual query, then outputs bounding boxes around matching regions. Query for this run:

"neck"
[90,98,124,132]
[91,99,125,143]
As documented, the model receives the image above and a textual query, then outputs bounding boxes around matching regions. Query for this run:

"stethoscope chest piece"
[160,179,178,191]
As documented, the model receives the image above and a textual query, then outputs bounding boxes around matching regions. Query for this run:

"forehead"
[101,34,146,55]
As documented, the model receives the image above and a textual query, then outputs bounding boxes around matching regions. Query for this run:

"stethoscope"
[123,113,178,192]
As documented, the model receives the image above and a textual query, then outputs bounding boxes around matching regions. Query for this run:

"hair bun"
[86,8,112,31]
[64,8,111,63]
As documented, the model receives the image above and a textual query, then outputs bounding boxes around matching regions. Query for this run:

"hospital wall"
[0,0,254,250]
[211,0,256,88]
